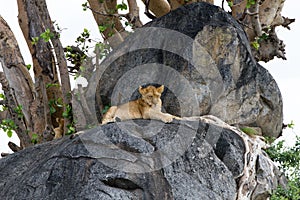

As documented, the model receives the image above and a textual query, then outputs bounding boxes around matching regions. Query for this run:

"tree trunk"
[0,16,34,148]
[33,0,73,135]
[17,0,70,135]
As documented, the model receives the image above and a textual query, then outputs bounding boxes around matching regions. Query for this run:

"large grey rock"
[88,2,282,138]
[0,118,284,199]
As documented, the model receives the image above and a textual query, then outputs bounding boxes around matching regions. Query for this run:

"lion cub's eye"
[148,95,153,98]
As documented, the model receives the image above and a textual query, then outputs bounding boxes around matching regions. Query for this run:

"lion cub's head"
[139,85,164,106]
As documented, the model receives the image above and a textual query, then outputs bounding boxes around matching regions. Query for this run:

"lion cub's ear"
[156,85,164,94]
[139,86,145,95]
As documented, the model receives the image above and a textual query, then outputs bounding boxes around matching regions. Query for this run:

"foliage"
[266,138,300,175]
[251,32,270,50]
[31,29,55,45]
[31,133,39,144]
[101,105,110,115]
[271,178,300,200]
[40,28,54,42]
[116,1,127,11]
[48,98,63,115]
[95,42,111,60]
[251,40,260,50]
[82,2,88,11]
[31,37,39,45]
[26,64,31,70]
[246,0,256,9]
[0,93,5,100]
[266,124,300,199]
[75,28,91,52]
[288,120,295,129]
[0,119,17,138]
[62,104,75,135]
[14,105,23,119]
[240,127,258,136]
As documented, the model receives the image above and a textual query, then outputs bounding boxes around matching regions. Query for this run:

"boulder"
[0,118,285,199]
[87,2,283,138]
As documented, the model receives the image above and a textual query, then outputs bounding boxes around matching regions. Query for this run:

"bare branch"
[127,0,143,28]
[248,0,262,36]
[87,5,128,18]
[1,153,9,157]
[282,17,295,30]
[8,142,22,152]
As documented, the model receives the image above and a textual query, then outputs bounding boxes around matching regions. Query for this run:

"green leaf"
[67,126,76,135]
[287,120,295,129]
[40,28,54,42]
[56,98,64,107]
[31,133,39,144]
[26,64,31,70]
[0,106,7,112]
[116,2,127,11]
[31,37,39,45]
[99,25,108,33]
[246,0,256,8]
[82,2,88,11]
[102,105,110,114]
[251,41,260,50]
[0,93,5,100]
[49,106,56,114]
[7,130,12,138]
[14,105,24,118]
[79,66,86,72]
[62,104,72,119]
[46,83,60,89]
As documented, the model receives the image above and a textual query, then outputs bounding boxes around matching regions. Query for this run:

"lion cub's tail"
[101,106,118,125]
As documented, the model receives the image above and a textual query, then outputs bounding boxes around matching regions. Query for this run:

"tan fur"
[54,118,64,139]
[101,85,180,124]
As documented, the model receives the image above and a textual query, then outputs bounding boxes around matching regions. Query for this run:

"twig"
[8,141,22,152]
[87,5,128,18]
[1,153,10,157]
[282,17,295,30]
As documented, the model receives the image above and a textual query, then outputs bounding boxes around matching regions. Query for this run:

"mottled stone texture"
[0,119,284,199]
[0,120,233,199]
[92,2,282,138]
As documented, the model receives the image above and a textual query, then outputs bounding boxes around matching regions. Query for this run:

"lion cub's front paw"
[161,114,175,123]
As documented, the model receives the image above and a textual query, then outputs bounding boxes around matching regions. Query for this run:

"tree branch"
[87,0,126,49]
[248,0,262,36]
[127,0,143,28]
[87,5,127,18]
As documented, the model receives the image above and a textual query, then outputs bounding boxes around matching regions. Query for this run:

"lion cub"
[101,85,179,124]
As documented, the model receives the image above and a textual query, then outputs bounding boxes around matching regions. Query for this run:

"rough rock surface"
[88,2,283,138]
[0,118,284,199]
